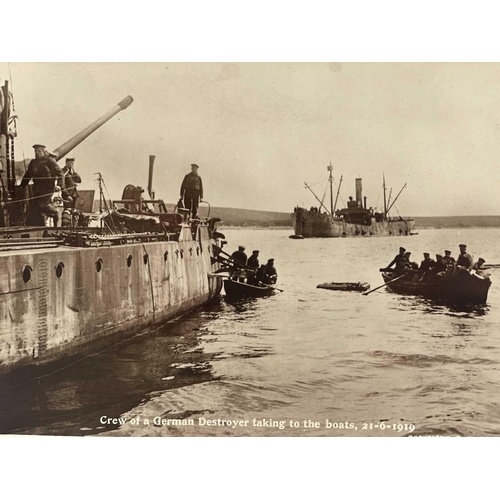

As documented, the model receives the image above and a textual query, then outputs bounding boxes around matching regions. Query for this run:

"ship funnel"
[355,178,362,206]
[52,95,134,161]
[148,155,155,199]
[364,196,367,209]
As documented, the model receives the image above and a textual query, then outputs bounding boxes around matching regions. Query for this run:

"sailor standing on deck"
[180,163,203,219]
[19,144,65,226]
[62,158,82,209]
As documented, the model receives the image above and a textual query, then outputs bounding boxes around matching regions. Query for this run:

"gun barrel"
[53,96,133,161]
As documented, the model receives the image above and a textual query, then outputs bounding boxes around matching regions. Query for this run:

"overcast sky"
[1,62,499,216]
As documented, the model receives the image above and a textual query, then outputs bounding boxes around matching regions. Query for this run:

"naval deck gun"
[0,85,133,227]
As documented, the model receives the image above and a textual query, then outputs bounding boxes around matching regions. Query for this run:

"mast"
[304,182,331,215]
[327,161,334,215]
[333,175,343,214]
[386,183,407,214]
[383,173,387,218]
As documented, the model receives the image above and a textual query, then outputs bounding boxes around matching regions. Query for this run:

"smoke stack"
[148,155,155,199]
[364,196,367,209]
[355,178,362,206]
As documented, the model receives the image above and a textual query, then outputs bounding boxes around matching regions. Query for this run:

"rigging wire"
[98,174,119,233]
[7,62,28,174]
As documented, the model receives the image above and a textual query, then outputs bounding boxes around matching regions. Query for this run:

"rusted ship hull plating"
[292,208,415,237]
[0,225,223,374]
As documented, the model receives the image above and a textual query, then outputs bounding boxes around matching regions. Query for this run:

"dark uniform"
[20,147,64,226]
[387,247,406,269]
[231,246,248,266]
[443,251,456,267]
[62,158,82,209]
[230,246,248,282]
[262,259,277,285]
[472,258,485,271]
[419,254,436,272]
[247,251,260,285]
[256,265,267,284]
[180,164,203,218]
[434,255,447,273]
[456,245,473,271]
[247,252,260,270]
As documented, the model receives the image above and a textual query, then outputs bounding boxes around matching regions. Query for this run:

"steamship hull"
[291,208,415,238]
[0,224,223,376]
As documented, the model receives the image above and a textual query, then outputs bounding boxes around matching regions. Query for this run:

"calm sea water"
[1,227,500,437]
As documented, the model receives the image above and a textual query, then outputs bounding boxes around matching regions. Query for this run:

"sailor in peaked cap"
[180,163,203,218]
[19,142,65,225]
[247,250,260,276]
[419,252,435,273]
[443,250,455,266]
[456,244,473,272]
[62,157,81,209]
[386,246,407,270]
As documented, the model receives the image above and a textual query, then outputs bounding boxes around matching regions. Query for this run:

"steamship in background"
[291,163,415,238]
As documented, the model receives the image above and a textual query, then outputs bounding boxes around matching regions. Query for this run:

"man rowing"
[386,247,406,270]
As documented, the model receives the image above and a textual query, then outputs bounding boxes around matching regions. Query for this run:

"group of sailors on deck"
[386,244,488,280]
[230,246,278,286]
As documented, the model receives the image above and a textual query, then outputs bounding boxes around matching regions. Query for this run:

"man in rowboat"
[247,250,260,285]
[262,259,278,285]
[386,246,406,270]
[433,254,447,276]
[443,250,455,267]
[456,244,473,273]
[230,245,248,282]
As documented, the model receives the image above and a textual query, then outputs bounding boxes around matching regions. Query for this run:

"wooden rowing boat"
[381,270,491,304]
[223,279,275,300]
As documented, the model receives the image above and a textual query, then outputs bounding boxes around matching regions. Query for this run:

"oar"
[257,281,284,292]
[214,255,245,271]
[362,274,405,296]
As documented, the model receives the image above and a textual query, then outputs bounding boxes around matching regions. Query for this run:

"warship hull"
[292,208,415,238]
[0,225,223,375]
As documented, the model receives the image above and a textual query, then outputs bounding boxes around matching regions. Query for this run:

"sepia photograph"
[0,61,499,443]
